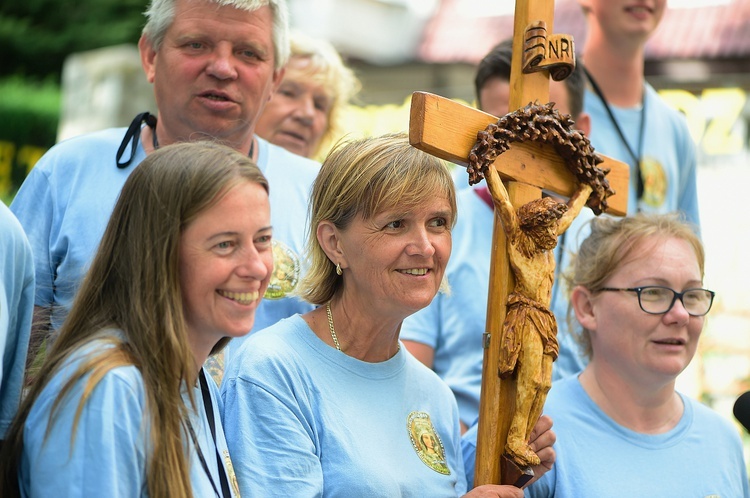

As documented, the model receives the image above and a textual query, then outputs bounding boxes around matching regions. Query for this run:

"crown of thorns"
[467,101,615,215]
[517,197,568,228]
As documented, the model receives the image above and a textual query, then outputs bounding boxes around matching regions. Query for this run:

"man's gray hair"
[142,0,289,70]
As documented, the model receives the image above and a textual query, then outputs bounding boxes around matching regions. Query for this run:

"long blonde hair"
[0,142,268,497]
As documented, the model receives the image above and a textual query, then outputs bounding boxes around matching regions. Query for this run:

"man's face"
[478,76,512,118]
[140,0,284,151]
[578,0,666,44]
[479,76,573,117]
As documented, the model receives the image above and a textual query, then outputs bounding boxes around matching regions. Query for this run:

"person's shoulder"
[32,127,129,172]
[40,336,145,407]
[683,394,739,432]
[647,84,691,125]
[0,202,30,248]
[48,127,128,153]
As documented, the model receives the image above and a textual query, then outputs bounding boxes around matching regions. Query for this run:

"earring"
[335,263,342,276]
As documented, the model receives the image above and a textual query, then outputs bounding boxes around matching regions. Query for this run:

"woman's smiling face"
[179,180,273,356]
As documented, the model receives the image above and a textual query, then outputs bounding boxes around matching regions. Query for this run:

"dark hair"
[474,38,586,119]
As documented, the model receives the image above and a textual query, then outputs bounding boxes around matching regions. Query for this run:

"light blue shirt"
[10,128,317,335]
[0,202,34,439]
[222,314,468,497]
[20,334,239,497]
[462,377,748,496]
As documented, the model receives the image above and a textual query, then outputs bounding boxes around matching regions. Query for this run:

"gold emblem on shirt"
[639,157,667,208]
[264,240,300,300]
[407,411,450,475]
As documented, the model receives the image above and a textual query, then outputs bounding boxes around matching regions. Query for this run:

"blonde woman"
[222,134,554,498]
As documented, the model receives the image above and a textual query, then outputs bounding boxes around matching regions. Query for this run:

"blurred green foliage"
[0,76,60,199]
[0,0,146,81]
[0,0,146,198]
[0,76,60,143]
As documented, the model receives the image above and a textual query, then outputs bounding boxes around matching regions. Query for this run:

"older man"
[11,0,317,378]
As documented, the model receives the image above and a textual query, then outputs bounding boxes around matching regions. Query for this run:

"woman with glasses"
[515,212,748,497]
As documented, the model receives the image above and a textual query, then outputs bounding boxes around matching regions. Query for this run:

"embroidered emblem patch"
[224,449,241,497]
[264,240,300,300]
[407,411,450,475]
[639,156,667,208]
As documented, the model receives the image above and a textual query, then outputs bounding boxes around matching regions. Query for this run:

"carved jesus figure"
[484,165,592,468]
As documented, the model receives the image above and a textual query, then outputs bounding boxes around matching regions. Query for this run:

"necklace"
[325,301,401,355]
[582,67,647,202]
[326,302,341,351]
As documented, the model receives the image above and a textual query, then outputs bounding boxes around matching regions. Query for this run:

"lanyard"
[114,113,255,170]
[185,370,232,498]
[115,112,158,169]
[582,67,647,203]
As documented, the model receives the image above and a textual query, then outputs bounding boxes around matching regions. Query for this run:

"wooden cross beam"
[408,0,630,488]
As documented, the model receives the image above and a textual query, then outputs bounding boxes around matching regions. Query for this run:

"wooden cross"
[408,0,629,487]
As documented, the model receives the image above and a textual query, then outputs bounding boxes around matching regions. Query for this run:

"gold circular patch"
[639,157,667,208]
[407,411,450,475]
[264,240,301,300]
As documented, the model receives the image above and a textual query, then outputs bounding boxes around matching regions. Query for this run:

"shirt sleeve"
[0,205,35,437]
[10,163,56,307]
[23,367,149,497]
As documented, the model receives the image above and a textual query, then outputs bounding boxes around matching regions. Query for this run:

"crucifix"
[408,0,630,488]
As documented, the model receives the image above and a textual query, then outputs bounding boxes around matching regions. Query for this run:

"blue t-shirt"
[0,202,34,438]
[10,128,317,334]
[221,314,469,497]
[462,377,749,497]
[20,334,240,497]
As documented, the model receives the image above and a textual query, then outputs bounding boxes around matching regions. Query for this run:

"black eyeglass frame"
[598,286,716,317]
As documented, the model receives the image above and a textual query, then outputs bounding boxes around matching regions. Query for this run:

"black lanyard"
[583,67,647,203]
[114,112,255,169]
[115,112,158,169]
[185,370,232,498]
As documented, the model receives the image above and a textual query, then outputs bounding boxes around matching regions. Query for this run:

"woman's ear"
[570,285,597,331]
[317,221,345,268]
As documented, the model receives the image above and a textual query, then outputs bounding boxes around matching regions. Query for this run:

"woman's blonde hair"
[0,141,267,498]
[296,133,456,305]
[288,31,361,159]
[564,212,704,359]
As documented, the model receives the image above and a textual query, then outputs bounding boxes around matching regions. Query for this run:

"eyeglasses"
[598,286,715,317]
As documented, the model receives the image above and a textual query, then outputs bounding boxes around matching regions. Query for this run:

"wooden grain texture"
[407,0,630,487]
[409,91,629,216]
